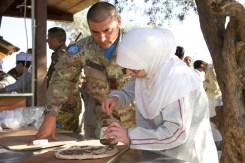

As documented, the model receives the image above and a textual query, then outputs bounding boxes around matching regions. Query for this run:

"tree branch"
[210,0,245,20]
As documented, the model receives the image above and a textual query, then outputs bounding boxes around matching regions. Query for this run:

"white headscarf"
[117,28,202,119]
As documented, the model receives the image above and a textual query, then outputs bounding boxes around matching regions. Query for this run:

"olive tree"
[195,0,245,162]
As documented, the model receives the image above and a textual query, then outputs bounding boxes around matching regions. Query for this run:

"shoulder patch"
[66,44,81,56]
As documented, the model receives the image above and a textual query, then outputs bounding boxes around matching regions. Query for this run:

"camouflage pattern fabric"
[77,30,129,103]
[46,30,135,135]
[56,95,81,133]
[78,30,135,132]
[112,105,136,128]
[46,45,82,133]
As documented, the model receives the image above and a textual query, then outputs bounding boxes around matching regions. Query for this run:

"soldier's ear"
[116,16,121,27]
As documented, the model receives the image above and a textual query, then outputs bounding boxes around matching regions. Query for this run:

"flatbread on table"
[55,145,118,160]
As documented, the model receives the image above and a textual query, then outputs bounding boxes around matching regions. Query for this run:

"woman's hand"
[106,122,130,145]
[101,96,119,114]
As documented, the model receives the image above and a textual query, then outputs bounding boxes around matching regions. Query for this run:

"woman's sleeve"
[110,78,135,109]
[128,98,193,150]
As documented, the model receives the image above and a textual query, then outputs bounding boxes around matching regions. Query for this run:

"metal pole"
[31,0,35,106]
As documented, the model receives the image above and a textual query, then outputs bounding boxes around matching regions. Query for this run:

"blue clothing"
[104,42,117,60]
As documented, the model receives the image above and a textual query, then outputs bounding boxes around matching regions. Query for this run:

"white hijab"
[117,28,202,119]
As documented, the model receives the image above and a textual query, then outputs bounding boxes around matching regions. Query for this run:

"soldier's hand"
[34,114,56,141]
[101,96,118,114]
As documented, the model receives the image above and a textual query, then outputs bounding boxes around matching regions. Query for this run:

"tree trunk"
[195,0,245,162]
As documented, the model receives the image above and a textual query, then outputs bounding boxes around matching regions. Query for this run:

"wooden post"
[0,0,15,14]
[35,0,47,106]
[0,16,2,28]
[0,0,15,29]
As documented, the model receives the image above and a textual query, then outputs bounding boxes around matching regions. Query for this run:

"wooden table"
[0,128,78,162]
[0,128,78,150]
[0,96,26,111]
[111,149,186,163]
[0,128,128,163]
[21,143,128,163]
[21,150,117,163]
[0,128,184,163]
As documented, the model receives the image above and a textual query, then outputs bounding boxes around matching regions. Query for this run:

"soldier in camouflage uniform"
[46,27,82,133]
[35,27,82,139]
[35,2,134,140]
[79,29,134,138]
[80,2,135,138]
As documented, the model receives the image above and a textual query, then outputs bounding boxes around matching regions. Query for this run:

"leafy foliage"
[107,0,196,26]
[55,10,90,42]
[56,0,198,40]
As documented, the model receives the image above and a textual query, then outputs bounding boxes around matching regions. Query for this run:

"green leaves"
[107,0,196,26]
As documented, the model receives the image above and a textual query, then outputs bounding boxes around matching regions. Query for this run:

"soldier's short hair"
[48,27,66,43]
[87,2,118,23]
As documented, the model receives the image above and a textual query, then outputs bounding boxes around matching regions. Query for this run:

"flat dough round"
[55,145,118,160]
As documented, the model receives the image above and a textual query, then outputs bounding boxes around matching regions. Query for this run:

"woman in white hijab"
[101,28,219,163]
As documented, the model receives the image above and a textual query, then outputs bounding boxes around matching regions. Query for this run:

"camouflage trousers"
[113,105,136,129]
[56,95,82,133]
[82,91,98,138]
[95,105,136,137]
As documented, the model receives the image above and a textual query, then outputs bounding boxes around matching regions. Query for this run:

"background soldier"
[35,27,82,139]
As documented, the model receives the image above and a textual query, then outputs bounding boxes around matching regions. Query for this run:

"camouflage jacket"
[46,45,82,115]
[79,29,129,103]
[46,30,129,115]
